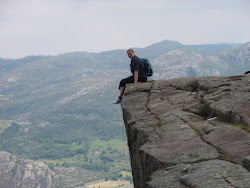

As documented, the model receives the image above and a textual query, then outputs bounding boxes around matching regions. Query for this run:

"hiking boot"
[113,98,122,104]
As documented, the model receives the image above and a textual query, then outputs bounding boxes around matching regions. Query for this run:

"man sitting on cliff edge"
[113,48,147,104]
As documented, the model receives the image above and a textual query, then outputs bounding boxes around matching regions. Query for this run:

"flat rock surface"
[122,75,250,188]
[148,160,250,188]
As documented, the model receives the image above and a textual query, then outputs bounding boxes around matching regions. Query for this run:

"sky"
[0,0,250,58]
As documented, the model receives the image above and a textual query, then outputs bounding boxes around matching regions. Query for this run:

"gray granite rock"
[122,75,250,188]
[242,156,250,171]
[148,160,250,188]
[0,151,57,188]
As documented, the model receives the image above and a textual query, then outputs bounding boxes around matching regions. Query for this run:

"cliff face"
[0,151,57,188]
[121,75,250,188]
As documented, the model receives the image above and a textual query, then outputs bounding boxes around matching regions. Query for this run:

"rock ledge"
[122,75,250,188]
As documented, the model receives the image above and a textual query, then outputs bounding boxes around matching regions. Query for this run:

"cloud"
[0,0,250,58]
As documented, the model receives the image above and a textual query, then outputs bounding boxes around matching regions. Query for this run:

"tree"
[85,157,88,162]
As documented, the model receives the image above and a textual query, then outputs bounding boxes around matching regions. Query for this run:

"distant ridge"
[0,39,242,62]
[145,40,183,51]
[152,41,250,79]
[186,43,241,56]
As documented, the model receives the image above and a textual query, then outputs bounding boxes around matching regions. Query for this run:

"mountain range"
[152,42,249,79]
[0,40,249,187]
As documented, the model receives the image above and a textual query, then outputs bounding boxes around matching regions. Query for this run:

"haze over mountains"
[152,41,249,79]
[0,40,249,187]
[153,43,249,79]
[1,40,248,127]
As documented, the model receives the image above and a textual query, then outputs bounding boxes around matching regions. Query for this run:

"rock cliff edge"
[121,75,250,188]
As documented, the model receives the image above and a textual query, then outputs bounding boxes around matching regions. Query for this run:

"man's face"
[127,51,134,59]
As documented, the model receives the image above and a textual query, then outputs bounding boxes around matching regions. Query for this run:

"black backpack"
[140,58,154,77]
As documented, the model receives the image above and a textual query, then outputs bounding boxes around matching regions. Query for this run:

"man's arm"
[134,71,139,83]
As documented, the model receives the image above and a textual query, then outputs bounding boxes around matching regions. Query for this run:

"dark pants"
[119,75,147,89]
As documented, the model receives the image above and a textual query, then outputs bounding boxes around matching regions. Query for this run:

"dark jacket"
[130,56,147,79]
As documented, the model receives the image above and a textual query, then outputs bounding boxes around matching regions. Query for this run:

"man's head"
[127,48,136,59]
